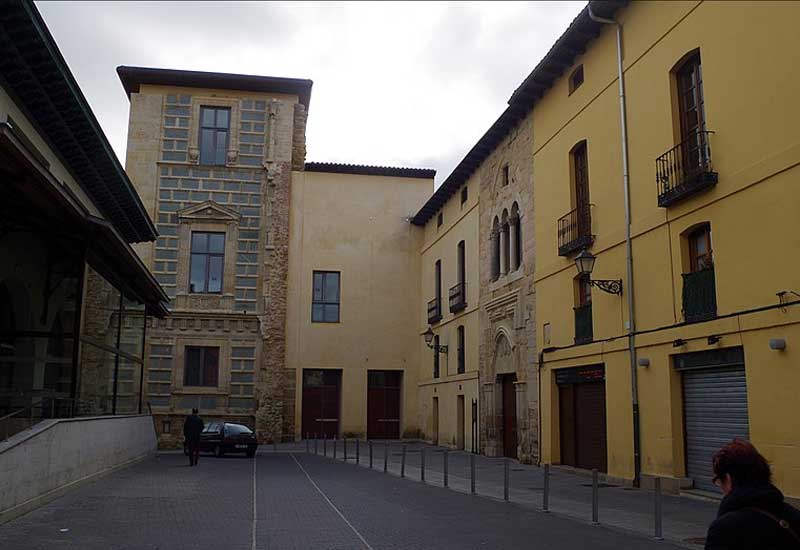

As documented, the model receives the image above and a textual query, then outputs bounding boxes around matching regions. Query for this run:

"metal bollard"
[356,439,360,465]
[443,450,449,487]
[333,438,337,459]
[401,444,407,477]
[470,453,476,494]
[306,435,310,454]
[384,441,388,472]
[420,447,426,483]
[343,438,348,461]
[543,464,550,512]
[314,434,318,455]
[654,477,663,540]
[273,437,277,452]
[323,436,327,457]
[369,441,373,468]
[504,458,510,502]
[592,468,599,525]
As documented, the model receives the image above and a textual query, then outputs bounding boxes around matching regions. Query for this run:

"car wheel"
[215,445,224,458]
[246,448,256,458]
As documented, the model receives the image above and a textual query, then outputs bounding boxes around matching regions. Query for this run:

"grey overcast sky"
[37,1,584,186]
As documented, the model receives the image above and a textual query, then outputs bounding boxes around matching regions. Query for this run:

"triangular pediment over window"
[177,200,241,223]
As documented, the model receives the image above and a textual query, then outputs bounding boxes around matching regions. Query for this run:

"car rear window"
[225,423,253,435]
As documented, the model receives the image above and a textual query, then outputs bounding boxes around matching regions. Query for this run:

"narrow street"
[1,451,686,550]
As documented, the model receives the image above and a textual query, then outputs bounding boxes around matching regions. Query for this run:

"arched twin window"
[490,202,522,281]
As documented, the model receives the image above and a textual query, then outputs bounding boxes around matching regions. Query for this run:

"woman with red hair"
[705,439,800,549]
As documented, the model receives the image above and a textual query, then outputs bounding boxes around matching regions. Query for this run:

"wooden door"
[559,384,577,467]
[367,370,402,439]
[574,381,607,472]
[432,397,439,445]
[502,375,518,458]
[301,369,341,438]
[456,395,465,450]
[677,53,706,169]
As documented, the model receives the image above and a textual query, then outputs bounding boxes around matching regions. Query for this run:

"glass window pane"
[215,131,227,166]
[208,256,223,293]
[312,303,324,322]
[191,232,208,253]
[200,129,215,165]
[190,254,207,293]
[208,233,225,254]
[325,273,340,303]
[203,348,219,386]
[216,109,229,129]
[201,108,215,127]
[324,304,339,323]
[185,347,202,386]
[313,272,323,302]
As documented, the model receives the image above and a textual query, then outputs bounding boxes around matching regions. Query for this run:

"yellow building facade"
[415,172,481,451]
[529,0,800,497]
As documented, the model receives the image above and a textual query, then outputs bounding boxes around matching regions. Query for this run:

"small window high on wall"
[569,65,584,95]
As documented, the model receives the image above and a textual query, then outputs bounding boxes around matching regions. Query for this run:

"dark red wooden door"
[301,369,341,438]
[367,371,401,439]
[559,384,577,467]
[501,375,518,458]
[574,381,607,472]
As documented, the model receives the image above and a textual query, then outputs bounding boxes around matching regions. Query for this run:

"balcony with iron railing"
[449,282,467,313]
[427,297,442,324]
[558,204,593,256]
[574,303,593,345]
[682,266,717,323]
[656,130,717,207]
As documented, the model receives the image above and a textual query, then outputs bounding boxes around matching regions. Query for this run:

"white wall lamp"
[769,338,786,351]
[574,249,623,295]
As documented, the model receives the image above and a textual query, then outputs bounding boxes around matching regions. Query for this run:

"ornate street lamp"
[423,326,448,354]
[574,249,623,295]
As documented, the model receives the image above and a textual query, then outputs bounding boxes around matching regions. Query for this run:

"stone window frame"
[174,201,240,310]
[188,97,240,166]
[172,336,232,396]
[487,193,525,292]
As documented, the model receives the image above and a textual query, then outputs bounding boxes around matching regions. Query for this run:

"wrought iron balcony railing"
[656,130,717,207]
[558,204,593,256]
[427,297,442,324]
[449,282,467,313]
[682,267,717,323]
[574,303,593,345]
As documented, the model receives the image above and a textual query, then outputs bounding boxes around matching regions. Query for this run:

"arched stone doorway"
[483,331,519,458]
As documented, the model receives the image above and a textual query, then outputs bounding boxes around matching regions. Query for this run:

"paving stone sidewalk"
[296,439,719,547]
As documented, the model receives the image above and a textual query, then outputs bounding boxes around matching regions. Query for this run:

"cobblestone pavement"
[0,449,688,549]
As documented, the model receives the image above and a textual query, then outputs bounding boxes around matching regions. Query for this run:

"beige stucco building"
[287,164,433,440]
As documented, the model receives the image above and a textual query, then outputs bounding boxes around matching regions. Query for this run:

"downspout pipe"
[588,4,641,487]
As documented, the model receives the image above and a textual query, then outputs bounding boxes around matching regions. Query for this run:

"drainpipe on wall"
[587,4,641,487]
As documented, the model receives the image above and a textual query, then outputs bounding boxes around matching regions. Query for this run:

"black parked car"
[184,421,258,458]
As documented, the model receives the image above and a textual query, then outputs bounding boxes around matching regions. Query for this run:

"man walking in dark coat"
[706,439,800,549]
[183,408,204,466]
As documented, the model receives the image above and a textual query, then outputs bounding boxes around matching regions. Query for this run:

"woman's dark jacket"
[705,482,800,549]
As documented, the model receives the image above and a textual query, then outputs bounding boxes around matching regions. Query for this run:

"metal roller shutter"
[683,365,749,492]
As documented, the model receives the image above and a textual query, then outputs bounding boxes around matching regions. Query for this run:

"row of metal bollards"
[302,435,665,541]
